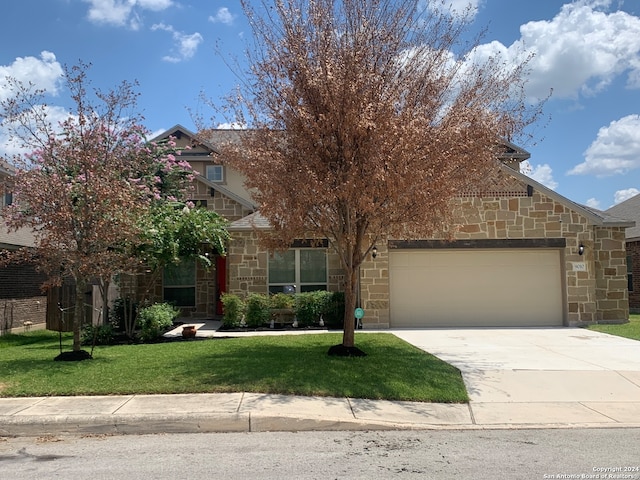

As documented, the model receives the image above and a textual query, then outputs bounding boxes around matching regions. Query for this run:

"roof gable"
[606,194,640,239]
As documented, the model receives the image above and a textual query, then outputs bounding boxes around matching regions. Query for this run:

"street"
[2,428,639,479]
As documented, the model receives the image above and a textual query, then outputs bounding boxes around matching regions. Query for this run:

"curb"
[4,413,640,437]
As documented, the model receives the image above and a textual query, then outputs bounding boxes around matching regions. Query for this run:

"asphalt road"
[2,429,640,479]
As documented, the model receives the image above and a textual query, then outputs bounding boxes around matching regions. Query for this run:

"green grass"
[587,313,640,341]
[0,331,468,403]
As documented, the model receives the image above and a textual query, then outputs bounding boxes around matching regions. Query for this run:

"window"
[1,192,12,207]
[628,254,634,292]
[163,259,196,307]
[205,165,224,183]
[268,249,327,294]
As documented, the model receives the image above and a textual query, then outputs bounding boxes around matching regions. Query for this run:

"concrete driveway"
[391,327,640,426]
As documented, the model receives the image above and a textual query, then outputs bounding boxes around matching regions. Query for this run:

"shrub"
[322,291,345,329]
[270,292,295,309]
[109,297,137,332]
[245,293,271,327]
[137,303,179,342]
[81,323,116,346]
[294,291,325,327]
[221,293,245,328]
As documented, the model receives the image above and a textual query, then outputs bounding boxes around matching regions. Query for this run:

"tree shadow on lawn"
[0,332,68,348]
[179,334,468,403]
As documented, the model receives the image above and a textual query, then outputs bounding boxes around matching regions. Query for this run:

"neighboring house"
[144,125,634,327]
[606,194,640,313]
[0,160,47,333]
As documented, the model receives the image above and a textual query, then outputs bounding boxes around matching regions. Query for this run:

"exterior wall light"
[372,245,378,259]
[578,243,585,256]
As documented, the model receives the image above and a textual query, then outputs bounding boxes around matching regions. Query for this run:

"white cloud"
[152,23,203,62]
[470,1,640,102]
[528,163,558,190]
[585,197,601,209]
[0,105,72,159]
[209,7,236,26]
[216,122,246,130]
[614,187,640,204]
[569,115,640,176]
[0,51,63,101]
[423,0,480,19]
[83,0,173,30]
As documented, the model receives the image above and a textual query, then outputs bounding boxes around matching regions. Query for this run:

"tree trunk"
[342,265,358,348]
[73,278,86,352]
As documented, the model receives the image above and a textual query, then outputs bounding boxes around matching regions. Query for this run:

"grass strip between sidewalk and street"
[0,331,468,403]
[587,313,640,341]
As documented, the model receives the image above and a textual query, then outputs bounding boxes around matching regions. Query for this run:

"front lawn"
[0,331,468,403]
[587,313,640,341]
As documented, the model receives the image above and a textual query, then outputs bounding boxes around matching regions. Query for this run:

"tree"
[118,201,230,338]
[213,0,545,354]
[0,63,194,358]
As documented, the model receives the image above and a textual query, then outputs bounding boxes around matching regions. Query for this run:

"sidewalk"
[2,391,640,437]
[3,324,640,436]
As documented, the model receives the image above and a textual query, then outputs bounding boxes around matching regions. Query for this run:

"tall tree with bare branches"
[217,0,545,354]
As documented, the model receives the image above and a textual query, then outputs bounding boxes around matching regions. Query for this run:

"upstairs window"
[205,165,224,183]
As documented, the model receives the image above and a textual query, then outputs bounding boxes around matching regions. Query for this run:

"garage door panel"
[389,249,563,328]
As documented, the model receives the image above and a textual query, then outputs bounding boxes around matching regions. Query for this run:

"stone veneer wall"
[191,182,253,222]
[226,230,343,296]
[628,240,640,312]
[357,191,629,328]
[226,190,630,328]
[594,227,630,321]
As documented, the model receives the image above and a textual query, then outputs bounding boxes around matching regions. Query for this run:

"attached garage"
[388,247,565,328]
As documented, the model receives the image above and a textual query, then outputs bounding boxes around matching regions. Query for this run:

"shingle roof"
[228,211,272,231]
[605,194,640,240]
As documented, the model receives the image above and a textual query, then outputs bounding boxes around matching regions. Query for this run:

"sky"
[0,0,639,210]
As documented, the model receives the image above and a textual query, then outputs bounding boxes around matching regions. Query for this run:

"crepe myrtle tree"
[213,0,545,355]
[0,62,195,358]
[119,201,231,338]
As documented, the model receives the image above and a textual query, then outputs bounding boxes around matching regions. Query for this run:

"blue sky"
[1,0,639,210]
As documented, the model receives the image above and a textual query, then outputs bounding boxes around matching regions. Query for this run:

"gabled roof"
[150,124,221,154]
[199,175,257,211]
[605,194,640,240]
[228,211,271,231]
[496,140,530,162]
[230,167,633,233]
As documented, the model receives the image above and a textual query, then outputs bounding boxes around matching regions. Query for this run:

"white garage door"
[389,249,564,327]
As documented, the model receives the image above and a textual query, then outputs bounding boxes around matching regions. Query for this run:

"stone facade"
[150,126,632,327]
[226,230,344,296]
[190,181,253,222]
[226,187,630,328]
